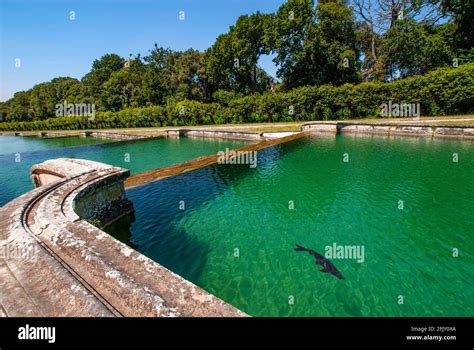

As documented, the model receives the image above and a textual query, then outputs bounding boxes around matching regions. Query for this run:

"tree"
[167,49,208,101]
[203,33,235,93]
[142,45,173,104]
[5,91,31,121]
[100,56,148,111]
[309,1,360,85]
[204,12,273,95]
[143,46,210,102]
[352,0,448,80]
[49,77,84,104]
[382,20,453,77]
[268,0,315,89]
[230,12,273,93]
[269,0,359,89]
[82,54,124,105]
[26,77,83,120]
[441,0,474,50]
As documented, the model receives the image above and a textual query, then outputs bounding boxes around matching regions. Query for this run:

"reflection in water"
[105,212,137,249]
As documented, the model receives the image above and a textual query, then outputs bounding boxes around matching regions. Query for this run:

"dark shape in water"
[294,244,344,280]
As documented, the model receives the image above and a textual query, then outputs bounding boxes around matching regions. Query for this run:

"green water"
[106,134,474,317]
[0,136,249,207]
[0,135,115,156]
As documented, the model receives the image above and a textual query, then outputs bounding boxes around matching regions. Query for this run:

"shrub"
[1,63,472,131]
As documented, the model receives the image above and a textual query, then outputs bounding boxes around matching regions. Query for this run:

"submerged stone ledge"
[164,128,300,141]
[125,131,309,188]
[0,158,246,317]
[39,131,70,138]
[80,131,155,140]
[165,128,263,141]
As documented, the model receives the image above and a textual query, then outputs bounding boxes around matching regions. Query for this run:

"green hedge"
[237,63,474,122]
[0,106,166,131]
[1,63,472,131]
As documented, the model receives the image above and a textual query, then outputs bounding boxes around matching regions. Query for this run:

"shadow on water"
[104,212,138,249]
[104,211,212,283]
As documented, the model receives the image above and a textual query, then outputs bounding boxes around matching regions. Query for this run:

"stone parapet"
[0,159,246,317]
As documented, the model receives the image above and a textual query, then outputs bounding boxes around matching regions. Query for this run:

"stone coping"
[80,131,156,140]
[6,120,474,141]
[0,163,246,317]
[302,121,474,139]
[31,158,114,179]
[165,128,273,141]
[5,128,298,142]
[302,120,474,128]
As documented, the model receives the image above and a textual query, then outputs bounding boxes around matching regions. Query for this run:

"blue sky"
[0,0,285,101]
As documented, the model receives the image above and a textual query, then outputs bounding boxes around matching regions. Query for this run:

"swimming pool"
[105,134,474,317]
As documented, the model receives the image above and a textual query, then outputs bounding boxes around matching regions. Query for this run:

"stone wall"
[164,129,262,140]
[31,158,134,228]
[302,121,474,139]
[301,123,338,133]
[39,132,69,138]
[73,170,133,228]
[0,158,246,317]
[80,131,153,140]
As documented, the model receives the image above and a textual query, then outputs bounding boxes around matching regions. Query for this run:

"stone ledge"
[164,129,262,141]
[125,131,308,188]
[0,159,246,317]
[301,123,338,133]
[301,121,474,139]
[0,183,116,317]
[80,131,155,140]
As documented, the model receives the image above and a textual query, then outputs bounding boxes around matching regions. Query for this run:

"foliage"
[1,64,472,131]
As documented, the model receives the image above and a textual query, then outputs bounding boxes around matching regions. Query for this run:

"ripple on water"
[106,134,474,317]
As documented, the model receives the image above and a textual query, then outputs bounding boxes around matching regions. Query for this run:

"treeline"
[1,63,472,131]
[0,0,473,124]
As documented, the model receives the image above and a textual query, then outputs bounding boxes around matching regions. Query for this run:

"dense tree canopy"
[82,54,124,103]
[1,0,472,122]
[204,11,273,95]
[441,0,474,49]
[381,19,454,78]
